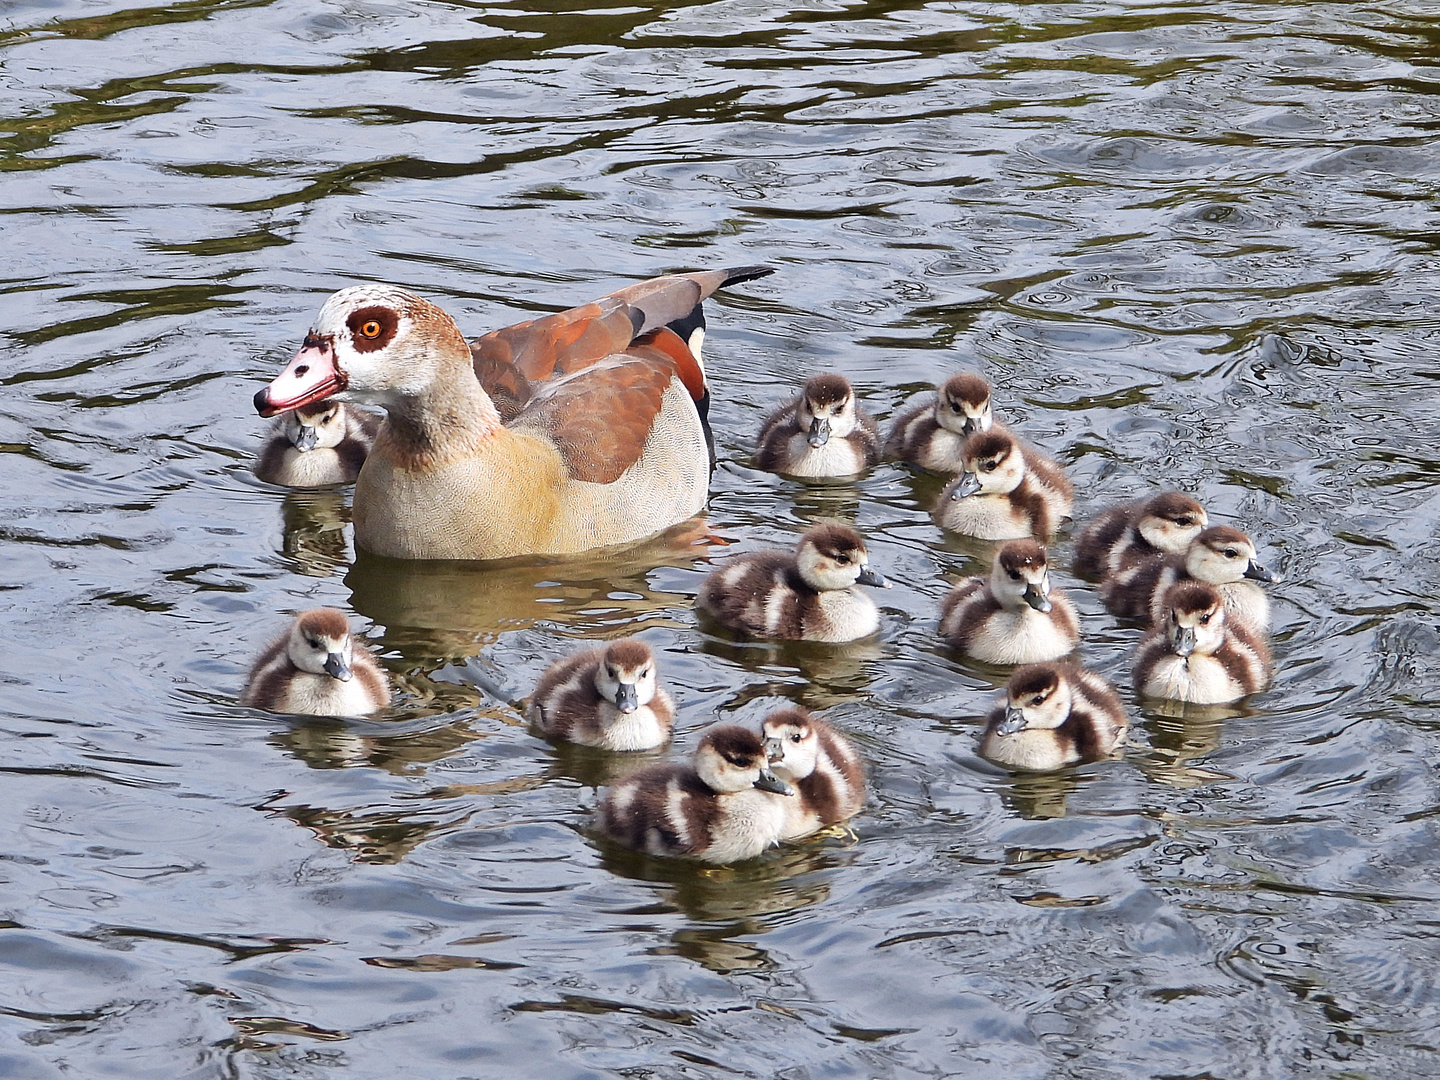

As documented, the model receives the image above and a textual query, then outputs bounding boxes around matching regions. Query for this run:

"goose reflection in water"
[277,490,351,578]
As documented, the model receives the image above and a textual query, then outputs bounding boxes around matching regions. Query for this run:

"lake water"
[3,0,1440,1076]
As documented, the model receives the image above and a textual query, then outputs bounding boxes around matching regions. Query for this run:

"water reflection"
[275,490,350,578]
[1135,703,1241,789]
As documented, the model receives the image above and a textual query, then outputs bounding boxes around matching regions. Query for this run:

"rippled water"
[4,0,1440,1075]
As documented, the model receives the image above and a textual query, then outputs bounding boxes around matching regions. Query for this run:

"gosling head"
[1135,492,1208,553]
[592,639,659,715]
[994,663,1074,736]
[694,725,794,796]
[760,707,820,782]
[949,430,1025,500]
[282,399,349,453]
[935,373,994,437]
[795,524,888,592]
[286,608,356,681]
[1184,526,1274,585]
[796,374,861,448]
[1160,581,1227,658]
[991,540,1054,613]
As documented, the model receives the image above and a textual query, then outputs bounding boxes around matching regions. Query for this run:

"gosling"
[1072,491,1207,580]
[697,524,889,643]
[254,399,379,487]
[596,725,794,863]
[978,662,1127,772]
[761,707,866,839]
[241,608,392,716]
[756,374,881,478]
[1102,525,1275,633]
[933,430,1073,541]
[940,540,1079,665]
[528,638,674,751]
[886,372,995,473]
[1132,581,1273,705]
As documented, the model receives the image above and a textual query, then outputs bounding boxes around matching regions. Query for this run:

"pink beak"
[254,338,346,418]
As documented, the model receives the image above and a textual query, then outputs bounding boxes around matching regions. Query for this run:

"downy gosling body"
[528,638,674,751]
[886,372,994,473]
[1133,581,1273,705]
[761,707,866,840]
[254,399,379,487]
[940,540,1080,665]
[1072,491,1207,580]
[1102,525,1275,633]
[756,374,881,478]
[697,524,889,643]
[979,663,1127,772]
[597,725,794,863]
[933,429,1073,541]
[242,608,392,716]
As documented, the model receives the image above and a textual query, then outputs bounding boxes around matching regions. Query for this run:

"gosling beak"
[323,652,353,681]
[613,682,639,714]
[256,336,345,418]
[1172,626,1196,657]
[753,767,794,796]
[764,736,785,763]
[856,565,889,588]
[951,472,982,500]
[961,416,981,437]
[807,415,831,449]
[1243,560,1274,583]
[996,705,1028,737]
[1022,584,1052,613]
[293,425,320,453]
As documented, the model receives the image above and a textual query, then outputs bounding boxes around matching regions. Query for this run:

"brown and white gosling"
[886,372,995,473]
[1102,525,1276,633]
[761,707,866,840]
[254,399,379,487]
[241,608,392,716]
[1132,581,1273,705]
[697,524,889,643]
[940,540,1080,665]
[596,725,794,863]
[978,663,1127,772]
[933,429,1073,541]
[755,374,881,478]
[528,638,674,751]
[1072,491,1207,580]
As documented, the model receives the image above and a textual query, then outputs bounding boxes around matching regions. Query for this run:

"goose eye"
[790,733,802,743]
[1175,517,1191,527]
[835,554,851,565]
[949,402,962,412]
[980,461,994,473]
[1008,570,1021,580]
[1223,549,1238,559]
[637,667,649,679]
[1200,614,1212,624]
[606,666,617,679]
[359,319,382,339]
[306,637,321,649]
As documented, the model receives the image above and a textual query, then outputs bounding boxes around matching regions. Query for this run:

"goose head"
[1135,492,1208,553]
[1160,581,1227,657]
[796,374,861,448]
[948,430,1025,500]
[991,540,1054,613]
[286,608,357,681]
[1184,526,1274,585]
[795,524,888,592]
[760,707,821,783]
[256,285,472,419]
[934,373,993,437]
[694,726,793,795]
[994,663,1074,736]
[592,639,660,715]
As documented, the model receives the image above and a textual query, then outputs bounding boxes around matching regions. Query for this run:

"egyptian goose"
[940,540,1079,665]
[254,398,380,487]
[978,662,1127,771]
[755,374,881,478]
[697,524,889,643]
[527,638,674,751]
[254,267,772,560]
[933,429,1073,541]
[1133,581,1273,704]
[1102,525,1275,633]
[241,608,391,716]
[1072,491,1207,580]
[886,373,996,473]
[596,724,794,863]
[760,707,866,839]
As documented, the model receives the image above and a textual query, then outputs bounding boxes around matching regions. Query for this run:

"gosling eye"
[835,554,851,565]
[306,637,321,649]
[1223,549,1238,559]
[790,733,802,743]
[1200,614,1212,625]
[980,461,994,473]
[1175,517,1192,527]
[1008,570,1021,581]
[606,666,617,679]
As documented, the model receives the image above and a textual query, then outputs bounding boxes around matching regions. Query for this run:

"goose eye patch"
[348,306,398,352]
